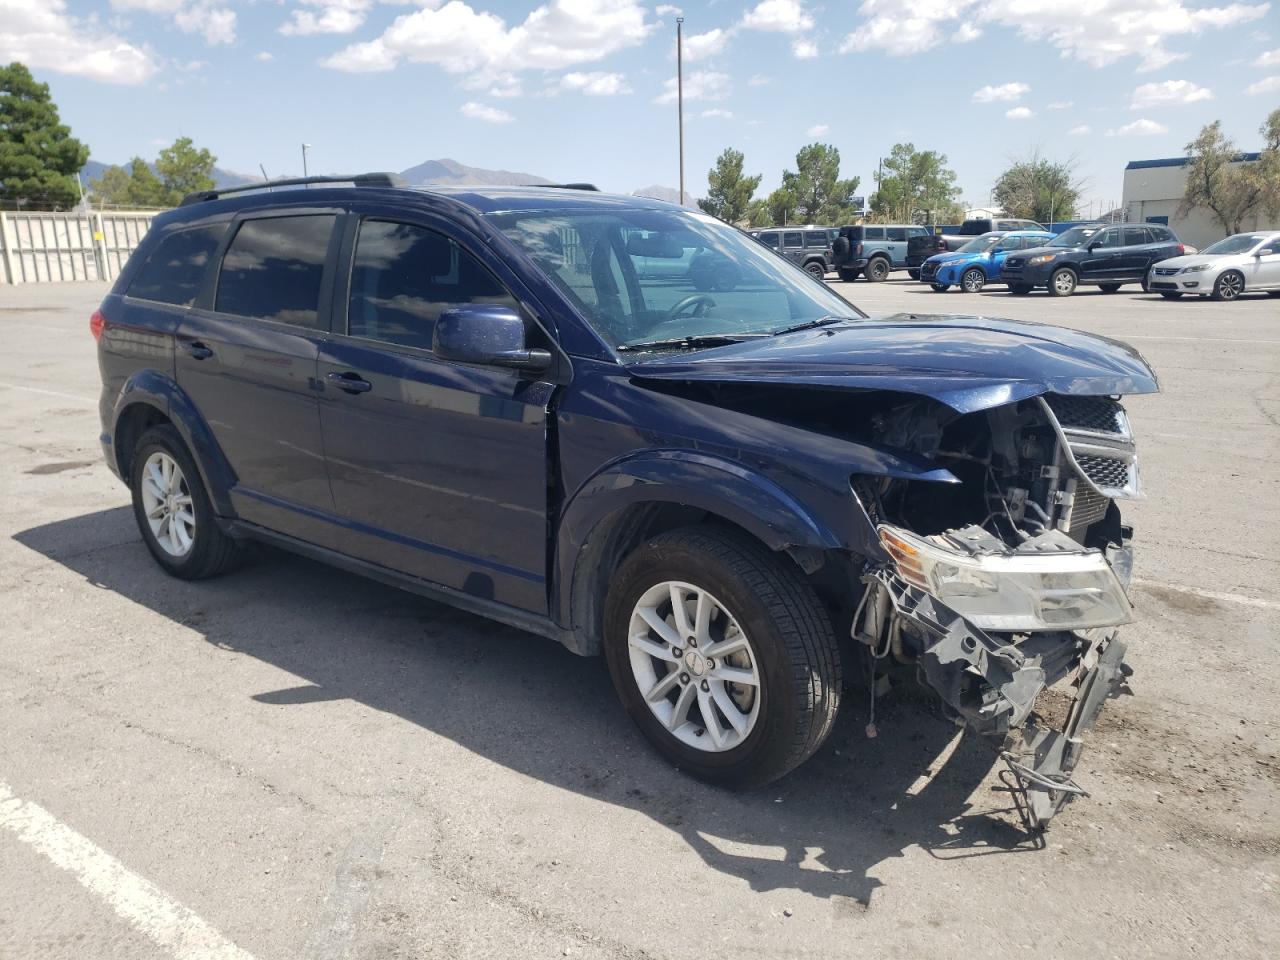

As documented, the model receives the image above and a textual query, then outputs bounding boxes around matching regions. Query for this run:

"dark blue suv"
[94,175,1157,822]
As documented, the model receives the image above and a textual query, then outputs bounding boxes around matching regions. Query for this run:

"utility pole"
[676,17,685,206]
[301,143,311,185]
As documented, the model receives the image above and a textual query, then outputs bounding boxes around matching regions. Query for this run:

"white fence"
[0,210,159,285]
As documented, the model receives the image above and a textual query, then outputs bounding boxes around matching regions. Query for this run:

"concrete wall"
[1122,158,1278,251]
[0,210,157,285]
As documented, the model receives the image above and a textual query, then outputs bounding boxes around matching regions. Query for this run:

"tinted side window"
[907,227,929,238]
[1093,228,1121,249]
[1152,226,1174,242]
[885,227,907,242]
[805,232,828,248]
[347,220,518,351]
[1124,227,1149,246]
[215,216,336,327]
[995,236,1022,251]
[783,231,804,248]
[863,227,885,240]
[759,232,779,248]
[1022,236,1045,249]
[127,225,225,306]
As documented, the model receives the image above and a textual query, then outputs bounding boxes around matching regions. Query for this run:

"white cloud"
[747,73,771,86]
[0,0,160,84]
[684,28,729,61]
[973,81,1029,102]
[109,0,185,10]
[559,70,630,95]
[174,2,237,46]
[460,101,513,123]
[1130,79,1213,108]
[656,69,729,103]
[953,23,981,43]
[840,1,1273,71]
[464,71,523,97]
[280,2,370,38]
[1005,106,1033,119]
[1246,74,1280,93]
[1069,123,1091,135]
[806,122,830,136]
[1047,100,1074,110]
[792,38,819,58]
[655,3,681,14]
[741,0,814,34]
[1256,47,1280,66]
[700,108,734,118]
[255,51,275,62]
[324,1,654,76]
[1109,118,1168,136]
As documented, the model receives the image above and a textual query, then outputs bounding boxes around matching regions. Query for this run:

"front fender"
[111,370,237,516]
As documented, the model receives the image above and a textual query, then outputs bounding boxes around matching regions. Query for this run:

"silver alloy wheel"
[627,580,761,752]
[1217,271,1243,300]
[961,268,985,293]
[140,451,195,557]
[1052,269,1076,295]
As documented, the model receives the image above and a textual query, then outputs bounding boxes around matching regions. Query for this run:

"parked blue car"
[94,176,1154,822]
[920,230,1055,292]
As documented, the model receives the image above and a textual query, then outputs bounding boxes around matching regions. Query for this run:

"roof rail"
[179,172,407,206]
[546,183,600,191]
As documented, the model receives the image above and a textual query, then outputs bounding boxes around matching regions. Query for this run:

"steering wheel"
[666,293,716,319]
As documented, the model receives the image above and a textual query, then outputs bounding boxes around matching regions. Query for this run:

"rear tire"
[864,257,890,282]
[960,267,986,293]
[603,526,842,788]
[1008,283,1033,295]
[907,269,920,280]
[1098,283,1122,293]
[836,267,860,282]
[1211,270,1244,301]
[804,260,826,281]
[1048,267,1077,297]
[130,424,238,580]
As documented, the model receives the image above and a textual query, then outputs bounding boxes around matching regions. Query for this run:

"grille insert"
[1045,394,1124,434]
[1076,455,1131,490]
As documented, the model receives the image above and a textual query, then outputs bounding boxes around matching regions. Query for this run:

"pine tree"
[0,62,89,208]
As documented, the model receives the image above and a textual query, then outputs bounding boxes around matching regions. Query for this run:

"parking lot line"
[0,780,257,960]
[0,382,97,405]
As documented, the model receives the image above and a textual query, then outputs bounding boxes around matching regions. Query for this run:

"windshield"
[1049,225,1103,247]
[957,233,1002,253]
[1202,234,1268,255]
[488,207,862,354]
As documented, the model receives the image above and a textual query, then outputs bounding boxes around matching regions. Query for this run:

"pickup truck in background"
[906,216,1049,278]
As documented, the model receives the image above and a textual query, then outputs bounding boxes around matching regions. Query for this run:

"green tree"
[1179,119,1269,235]
[779,143,859,223]
[1258,107,1280,219]
[992,151,1082,223]
[760,186,798,226]
[698,148,762,224]
[870,143,960,224]
[90,157,167,206]
[155,136,215,203]
[744,197,774,227]
[0,62,90,208]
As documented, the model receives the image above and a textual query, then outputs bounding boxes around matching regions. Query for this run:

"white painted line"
[0,382,96,405]
[1133,579,1280,611]
[0,780,257,960]
[1120,335,1280,345]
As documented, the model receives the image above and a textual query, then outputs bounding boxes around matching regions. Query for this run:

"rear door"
[1120,226,1156,279]
[782,230,804,265]
[885,226,908,266]
[315,212,554,613]
[176,210,341,540]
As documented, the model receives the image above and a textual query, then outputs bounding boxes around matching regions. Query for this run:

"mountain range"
[79,156,694,203]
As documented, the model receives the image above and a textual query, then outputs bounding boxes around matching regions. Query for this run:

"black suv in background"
[749,226,835,279]
[907,216,1049,275]
[830,224,931,281]
[1001,222,1185,296]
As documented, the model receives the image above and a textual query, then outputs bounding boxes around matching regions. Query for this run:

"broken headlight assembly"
[877,524,1133,632]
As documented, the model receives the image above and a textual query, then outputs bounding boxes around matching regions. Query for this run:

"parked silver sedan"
[1148,231,1280,301]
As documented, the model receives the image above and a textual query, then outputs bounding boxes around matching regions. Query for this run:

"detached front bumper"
[859,524,1135,826]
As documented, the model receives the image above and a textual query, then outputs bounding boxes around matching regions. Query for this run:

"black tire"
[1211,270,1244,302]
[803,260,826,281]
[907,269,920,280]
[1008,283,1033,295]
[603,526,842,788]
[960,267,986,293]
[1160,291,1183,300]
[864,257,890,282]
[930,283,949,292]
[129,424,238,580]
[1098,283,1122,293]
[1048,267,1077,297]
[836,267,860,282]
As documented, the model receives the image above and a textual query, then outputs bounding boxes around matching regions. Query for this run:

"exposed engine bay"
[851,392,1141,828]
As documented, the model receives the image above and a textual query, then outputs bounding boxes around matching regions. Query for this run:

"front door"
[1082,226,1124,282]
[176,212,340,540]
[316,216,553,613]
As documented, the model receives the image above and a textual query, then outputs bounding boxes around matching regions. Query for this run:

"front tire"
[930,283,949,292]
[1098,283,1122,293]
[864,257,890,282]
[1212,270,1244,301]
[907,269,920,280]
[836,267,860,282]
[603,527,841,788]
[1160,291,1183,300]
[960,267,986,293]
[1048,267,1077,297]
[130,424,238,580]
[1008,283,1033,295]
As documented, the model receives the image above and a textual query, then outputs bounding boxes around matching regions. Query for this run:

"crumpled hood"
[627,313,1160,414]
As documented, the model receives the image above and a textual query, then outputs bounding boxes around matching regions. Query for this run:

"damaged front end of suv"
[852,391,1143,826]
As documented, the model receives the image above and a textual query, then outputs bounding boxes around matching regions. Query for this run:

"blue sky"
[5,1,1278,214]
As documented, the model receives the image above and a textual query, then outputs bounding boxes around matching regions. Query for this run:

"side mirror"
[433,305,551,373]
[1086,241,1100,251]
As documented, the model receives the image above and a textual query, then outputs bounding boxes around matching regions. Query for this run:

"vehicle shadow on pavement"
[15,507,1043,909]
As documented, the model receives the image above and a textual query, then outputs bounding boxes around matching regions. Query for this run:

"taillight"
[1176,244,1185,255]
[90,309,105,341]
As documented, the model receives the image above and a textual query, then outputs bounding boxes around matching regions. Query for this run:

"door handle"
[326,371,373,394]
[183,340,213,360]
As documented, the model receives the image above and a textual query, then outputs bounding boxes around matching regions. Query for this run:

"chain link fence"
[0,210,159,285]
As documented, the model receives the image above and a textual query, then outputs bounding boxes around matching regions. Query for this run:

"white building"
[1122,152,1277,250]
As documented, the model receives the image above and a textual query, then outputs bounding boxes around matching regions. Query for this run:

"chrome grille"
[921,261,938,278]
[1039,394,1141,499]
[1006,257,1024,268]
[1076,455,1132,490]
[1154,267,1179,276]
[1045,394,1123,434]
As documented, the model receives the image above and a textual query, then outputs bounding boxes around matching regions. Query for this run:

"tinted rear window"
[215,216,336,327]
[783,231,803,247]
[886,227,907,241]
[1124,226,1150,245]
[127,225,225,306]
[805,232,828,248]
[863,227,884,240]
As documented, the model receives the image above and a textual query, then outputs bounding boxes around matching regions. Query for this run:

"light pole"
[676,18,685,206]
[301,143,311,183]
